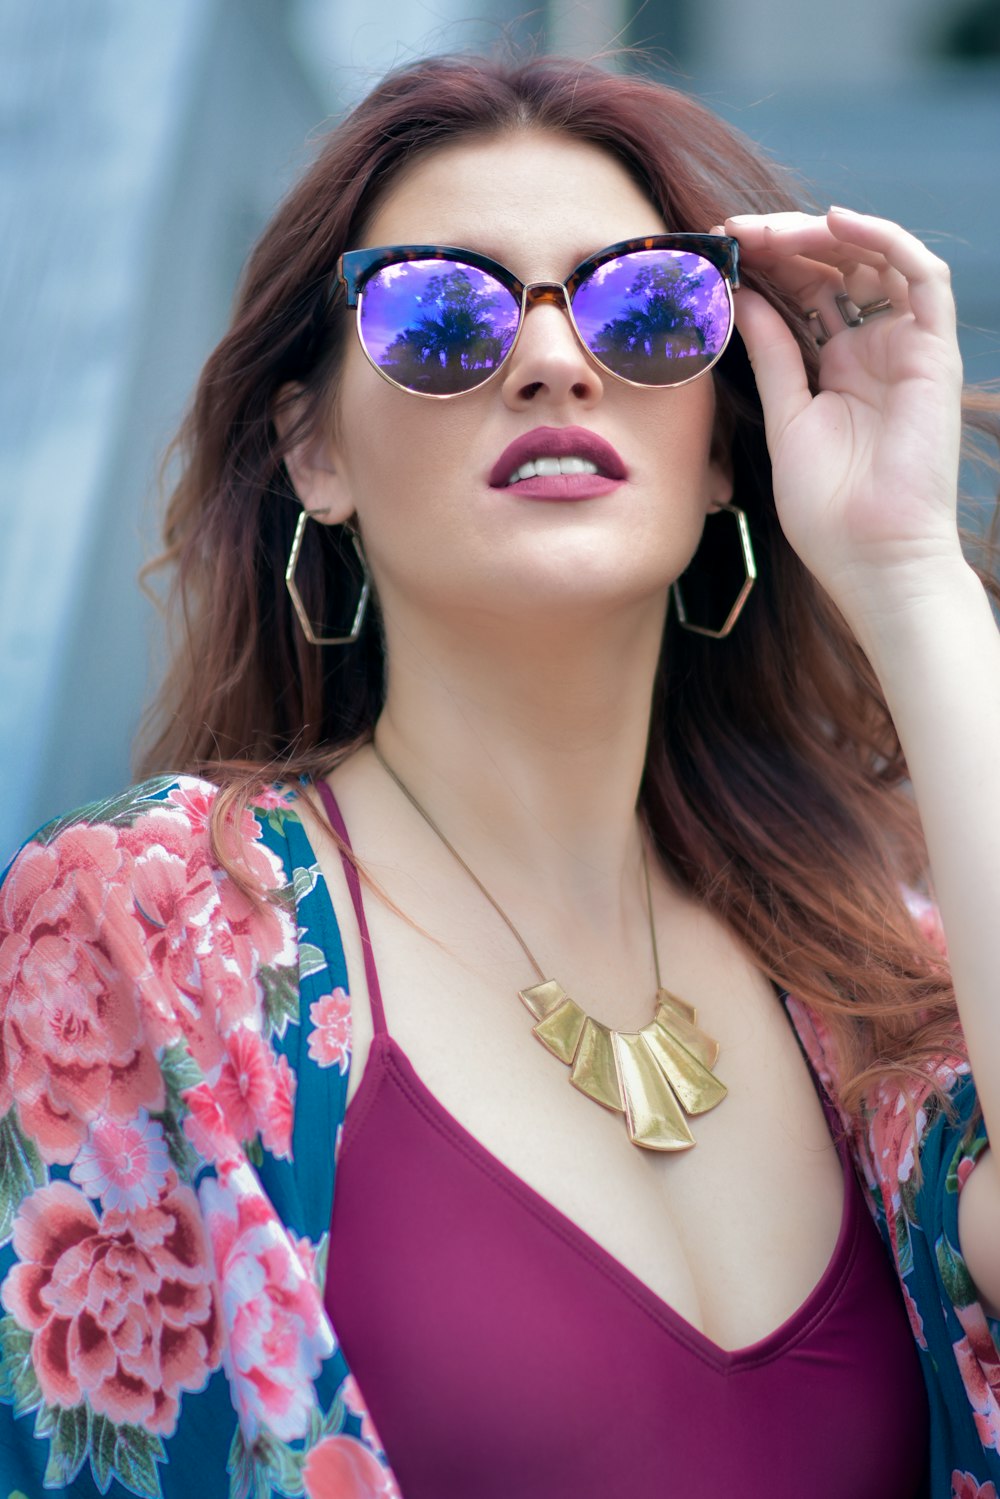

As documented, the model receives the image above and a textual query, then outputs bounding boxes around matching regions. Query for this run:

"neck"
[373,595,668,924]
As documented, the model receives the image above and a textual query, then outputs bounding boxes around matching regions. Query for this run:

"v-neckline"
[287,789,859,1371]
[344,1024,860,1372]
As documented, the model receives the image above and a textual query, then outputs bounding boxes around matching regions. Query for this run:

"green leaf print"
[319,1392,347,1439]
[292,862,322,904]
[149,1105,201,1181]
[41,1406,168,1499]
[936,1230,979,1308]
[228,1425,305,1499]
[264,807,296,841]
[113,1422,166,1498]
[945,1131,989,1195]
[160,1040,204,1104]
[261,964,300,1037]
[297,943,328,982]
[42,1403,89,1489]
[35,778,179,844]
[0,1314,41,1419]
[899,1169,920,1225]
[311,1232,330,1298]
[0,1109,46,1242]
[152,1042,204,1179]
[894,1208,915,1278]
[90,1410,118,1492]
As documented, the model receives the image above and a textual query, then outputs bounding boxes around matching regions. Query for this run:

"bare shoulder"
[957,1146,1000,1318]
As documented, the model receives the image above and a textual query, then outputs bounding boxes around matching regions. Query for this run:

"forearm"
[847,556,1000,1139]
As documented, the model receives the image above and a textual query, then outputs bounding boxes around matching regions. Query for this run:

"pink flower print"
[200,1167,335,1442]
[70,1109,171,1213]
[125,804,296,1064]
[952,1473,998,1499]
[0,825,164,1163]
[260,1051,295,1161]
[250,785,297,812]
[866,1084,927,1227]
[954,1297,1000,1451]
[165,783,263,845]
[901,1280,927,1350]
[904,888,948,957]
[213,1027,294,1158]
[165,785,221,836]
[957,1154,980,1192]
[953,1324,1000,1453]
[1,1175,220,1434]
[215,1029,277,1142]
[303,1435,401,1499]
[290,1232,319,1285]
[127,844,230,1071]
[308,989,352,1072]
[182,1082,242,1170]
[339,1373,383,1450]
[783,997,841,1102]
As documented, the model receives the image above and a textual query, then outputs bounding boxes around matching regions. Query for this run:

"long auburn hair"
[138,52,1000,1121]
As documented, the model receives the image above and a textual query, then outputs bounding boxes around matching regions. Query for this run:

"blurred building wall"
[1,0,327,857]
[2,0,997,857]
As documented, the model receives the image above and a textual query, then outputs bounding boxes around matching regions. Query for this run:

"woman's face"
[304,131,732,634]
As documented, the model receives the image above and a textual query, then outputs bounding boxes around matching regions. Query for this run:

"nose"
[500,283,604,408]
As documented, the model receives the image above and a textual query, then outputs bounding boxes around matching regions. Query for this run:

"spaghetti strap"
[313,778,388,1036]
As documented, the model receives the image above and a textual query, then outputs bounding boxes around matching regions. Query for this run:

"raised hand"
[723,206,965,626]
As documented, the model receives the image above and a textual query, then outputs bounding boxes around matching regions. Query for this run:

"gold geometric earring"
[672,503,757,640]
[285,510,371,646]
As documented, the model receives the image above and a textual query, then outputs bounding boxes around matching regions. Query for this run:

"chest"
[317,842,849,1354]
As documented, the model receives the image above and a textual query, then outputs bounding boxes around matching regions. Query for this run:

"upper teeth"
[507,456,600,484]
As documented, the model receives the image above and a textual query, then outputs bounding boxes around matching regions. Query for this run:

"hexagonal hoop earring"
[671,503,757,640]
[285,510,371,646]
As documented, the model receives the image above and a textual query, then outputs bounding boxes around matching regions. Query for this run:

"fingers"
[825,206,955,336]
[730,286,812,451]
[724,206,956,342]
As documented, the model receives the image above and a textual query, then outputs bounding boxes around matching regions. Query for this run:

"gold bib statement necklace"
[372,745,727,1151]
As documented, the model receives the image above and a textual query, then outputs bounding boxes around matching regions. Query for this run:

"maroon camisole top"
[319,782,930,1497]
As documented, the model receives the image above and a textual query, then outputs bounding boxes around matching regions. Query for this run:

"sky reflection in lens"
[360,260,520,394]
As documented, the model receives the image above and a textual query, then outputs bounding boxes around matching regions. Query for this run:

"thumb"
[732,287,812,453]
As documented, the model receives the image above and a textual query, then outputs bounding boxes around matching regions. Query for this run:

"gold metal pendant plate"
[519,977,727,1150]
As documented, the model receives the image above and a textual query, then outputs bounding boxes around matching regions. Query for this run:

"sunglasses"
[336,235,740,398]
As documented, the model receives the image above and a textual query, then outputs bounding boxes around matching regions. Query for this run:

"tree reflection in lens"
[576,253,729,385]
[377,267,517,394]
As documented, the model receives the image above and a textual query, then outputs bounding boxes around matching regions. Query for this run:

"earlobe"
[273,381,356,525]
[706,457,735,513]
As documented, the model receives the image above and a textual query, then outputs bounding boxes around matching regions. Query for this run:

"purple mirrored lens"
[359,259,520,394]
[571,250,731,385]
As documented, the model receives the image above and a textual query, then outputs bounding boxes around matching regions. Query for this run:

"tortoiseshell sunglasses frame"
[335,234,741,398]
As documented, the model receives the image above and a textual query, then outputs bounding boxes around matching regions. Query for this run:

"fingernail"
[828,204,859,216]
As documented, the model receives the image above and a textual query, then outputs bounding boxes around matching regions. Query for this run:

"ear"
[706,395,735,512]
[706,448,734,512]
[273,382,356,526]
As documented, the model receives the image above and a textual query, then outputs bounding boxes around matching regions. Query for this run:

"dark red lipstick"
[488,426,628,501]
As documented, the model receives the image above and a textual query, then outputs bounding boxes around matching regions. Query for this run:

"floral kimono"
[0,777,998,1498]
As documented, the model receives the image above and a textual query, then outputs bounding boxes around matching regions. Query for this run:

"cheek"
[633,388,720,494]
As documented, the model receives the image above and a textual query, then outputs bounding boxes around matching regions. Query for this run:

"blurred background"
[2,0,998,858]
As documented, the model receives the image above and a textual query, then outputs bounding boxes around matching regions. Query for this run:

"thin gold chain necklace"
[372,743,727,1151]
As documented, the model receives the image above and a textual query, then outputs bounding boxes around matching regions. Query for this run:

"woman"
[1,51,998,1498]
